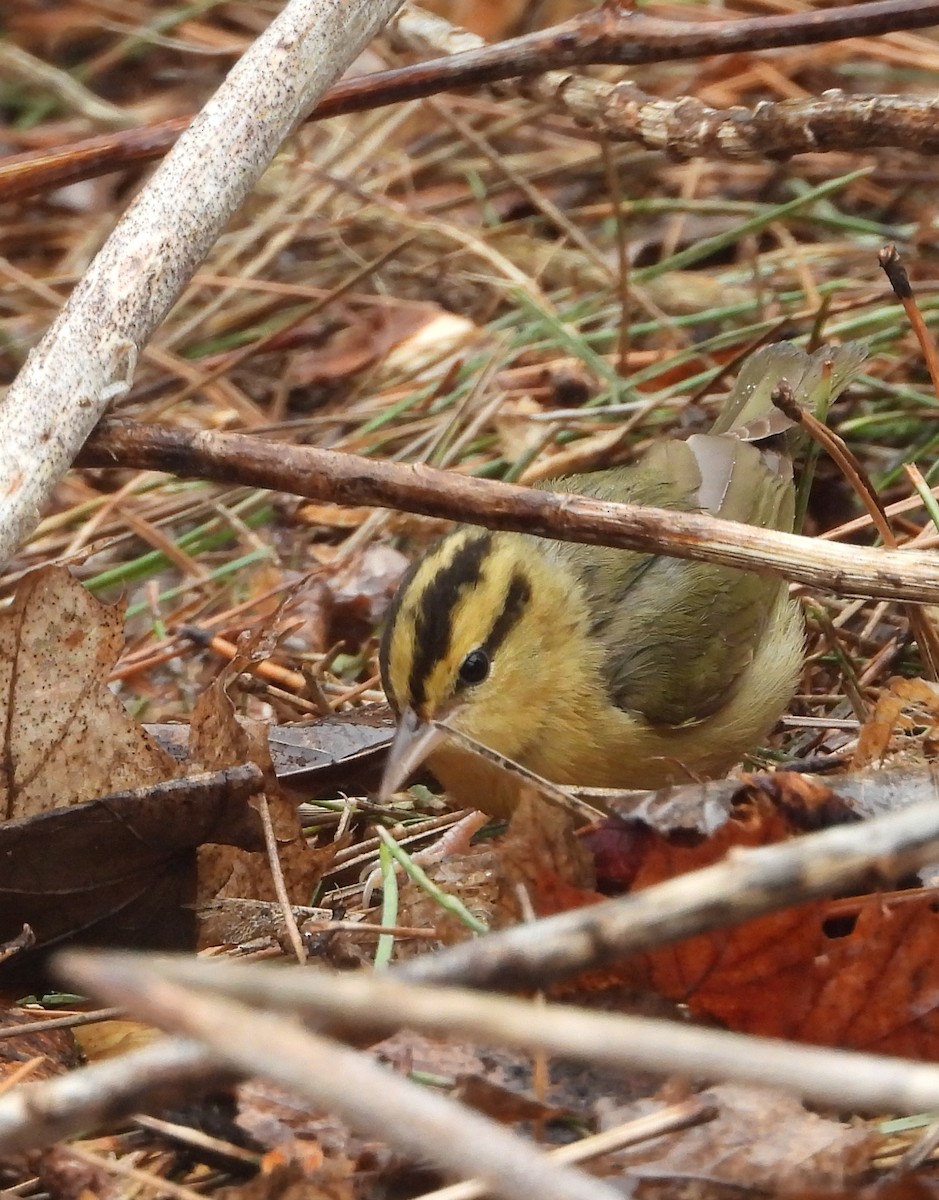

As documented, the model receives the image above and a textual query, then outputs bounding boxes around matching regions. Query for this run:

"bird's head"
[378,527,593,799]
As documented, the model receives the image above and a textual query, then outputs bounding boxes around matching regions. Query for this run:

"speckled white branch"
[0,0,405,567]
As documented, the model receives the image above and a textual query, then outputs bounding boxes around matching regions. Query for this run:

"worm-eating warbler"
[379,342,865,816]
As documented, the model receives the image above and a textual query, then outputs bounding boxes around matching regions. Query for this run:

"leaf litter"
[9,0,939,1196]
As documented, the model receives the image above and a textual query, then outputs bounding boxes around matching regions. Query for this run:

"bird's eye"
[458,648,490,686]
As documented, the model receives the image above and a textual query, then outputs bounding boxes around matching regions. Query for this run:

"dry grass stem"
[0,0,405,565]
[386,1100,717,1200]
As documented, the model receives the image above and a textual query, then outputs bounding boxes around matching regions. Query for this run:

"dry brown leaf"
[328,543,410,632]
[0,569,276,970]
[0,926,35,966]
[493,395,544,463]
[854,676,939,768]
[379,309,477,380]
[0,1008,81,1084]
[420,0,573,40]
[0,766,268,968]
[603,1084,876,1192]
[575,778,939,1057]
[148,706,395,797]
[216,1160,348,1200]
[34,1145,117,1200]
[393,792,594,950]
[0,567,178,819]
[235,1077,375,1198]
[496,790,598,920]
[286,305,448,392]
[74,1018,159,1062]
[454,1073,569,1125]
[824,1178,939,1200]
[191,675,336,912]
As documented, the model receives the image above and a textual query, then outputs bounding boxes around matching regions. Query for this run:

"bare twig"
[6,1,939,202]
[255,792,307,965]
[412,1102,715,1200]
[53,966,624,1200]
[64,951,939,1118]
[0,1008,124,1041]
[390,3,939,162]
[0,1037,229,1155]
[0,0,406,567]
[79,418,939,604]
[373,0,939,88]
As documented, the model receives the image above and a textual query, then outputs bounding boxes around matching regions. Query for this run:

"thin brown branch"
[383,0,939,78]
[0,114,190,204]
[775,377,939,679]
[574,89,939,163]
[0,0,407,567]
[774,381,894,548]
[5,0,939,202]
[50,967,624,1200]
[0,1037,230,1155]
[392,7,939,161]
[880,244,939,404]
[79,418,939,604]
[71,947,939,1115]
[0,1008,124,1041]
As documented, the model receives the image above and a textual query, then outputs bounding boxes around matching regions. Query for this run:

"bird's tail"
[709,341,867,441]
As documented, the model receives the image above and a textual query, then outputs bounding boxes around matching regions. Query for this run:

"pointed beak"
[379,707,446,802]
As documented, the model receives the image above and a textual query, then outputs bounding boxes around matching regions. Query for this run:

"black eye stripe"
[383,541,534,714]
[378,554,421,710]
[406,533,492,710]
[483,571,531,657]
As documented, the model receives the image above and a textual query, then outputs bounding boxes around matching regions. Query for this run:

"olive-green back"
[539,444,790,726]
[536,342,865,727]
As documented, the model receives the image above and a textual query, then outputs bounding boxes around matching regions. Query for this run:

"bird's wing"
[542,439,793,728]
